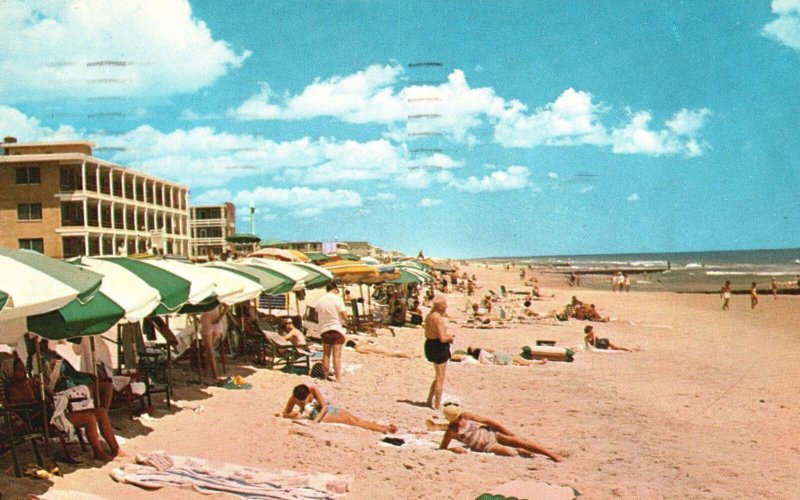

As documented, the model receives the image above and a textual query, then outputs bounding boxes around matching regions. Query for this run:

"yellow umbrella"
[320,260,380,284]
[287,249,311,262]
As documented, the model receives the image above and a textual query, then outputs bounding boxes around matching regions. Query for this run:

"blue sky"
[1,1,799,258]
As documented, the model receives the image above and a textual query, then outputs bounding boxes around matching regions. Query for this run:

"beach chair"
[261,327,312,374]
[0,354,45,477]
[116,322,172,411]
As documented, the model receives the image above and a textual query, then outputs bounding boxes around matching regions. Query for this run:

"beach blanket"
[110,451,349,499]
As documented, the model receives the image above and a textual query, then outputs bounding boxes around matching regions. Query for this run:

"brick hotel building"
[0,137,190,258]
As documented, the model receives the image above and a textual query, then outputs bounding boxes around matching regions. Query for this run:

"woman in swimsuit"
[282,384,398,434]
[439,405,560,461]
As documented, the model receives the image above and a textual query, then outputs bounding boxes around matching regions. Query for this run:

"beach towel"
[110,451,350,499]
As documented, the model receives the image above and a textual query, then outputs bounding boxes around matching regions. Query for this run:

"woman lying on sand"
[282,383,398,433]
[451,347,547,366]
[345,339,417,358]
[583,325,633,352]
[439,404,560,462]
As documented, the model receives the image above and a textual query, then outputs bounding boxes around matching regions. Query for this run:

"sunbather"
[439,404,559,461]
[280,318,306,346]
[282,383,398,433]
[583,325,632,351]
[451,347,547,366]
[345,339,417,358]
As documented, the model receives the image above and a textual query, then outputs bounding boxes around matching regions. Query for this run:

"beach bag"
[310,362,324,379]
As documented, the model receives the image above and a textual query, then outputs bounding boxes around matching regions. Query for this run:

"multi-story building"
[342,241,384,257]
[189,203,235,260]
[265,240,350,254]
[0,137,190,258]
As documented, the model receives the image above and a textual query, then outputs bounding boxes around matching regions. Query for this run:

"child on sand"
[439,404,560,461]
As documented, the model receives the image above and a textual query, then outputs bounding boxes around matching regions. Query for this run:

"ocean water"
[497,248,800,293]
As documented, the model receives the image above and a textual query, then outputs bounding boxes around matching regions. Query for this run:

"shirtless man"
[424,295,454,410]
[750,282,759,310]
[720,280,732,311]
[199,304,230,382]
[770,277,778,300]
[281,318,306,346]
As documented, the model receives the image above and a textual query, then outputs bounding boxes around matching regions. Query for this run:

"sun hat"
[442,404,464,423]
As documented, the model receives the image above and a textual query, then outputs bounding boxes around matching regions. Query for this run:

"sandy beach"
[5,262,800,499]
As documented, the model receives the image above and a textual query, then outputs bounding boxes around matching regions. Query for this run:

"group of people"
[611,272,631,292]
[720,278,780,311]
[556,297,609,322]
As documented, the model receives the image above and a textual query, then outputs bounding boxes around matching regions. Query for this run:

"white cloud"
[0,0,249,102]
[0,105,78,140]
[230,64,709,157]
[764,0,800,50]
[449,165,530,193]
[494,89,609,148]
[234,186,362,218]
[547,172,559,179]
[611,109,710,157]
[579,186,594,193]
[368,192,397,201]
[191,188,232,205]
[231,64,405,123]
[627,193,640,201]
[419,198,442,207]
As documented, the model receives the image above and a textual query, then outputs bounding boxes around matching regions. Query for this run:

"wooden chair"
[117,322,172,410]
[259,322,312,374]
[0,354,45,477]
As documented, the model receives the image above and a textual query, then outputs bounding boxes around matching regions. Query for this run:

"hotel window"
[15,166,41,184]
[19,239,44,253]
[17,203,42,221]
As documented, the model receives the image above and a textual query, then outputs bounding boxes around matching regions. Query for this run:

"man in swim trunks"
[282,383,397,433]
[315,281,348,382]
[439,404,559,461]
[424,295,453,410]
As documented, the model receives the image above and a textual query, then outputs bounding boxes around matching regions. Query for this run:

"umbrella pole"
[33,336,52,458]
[89,336,100,407]
[191,315,202,385]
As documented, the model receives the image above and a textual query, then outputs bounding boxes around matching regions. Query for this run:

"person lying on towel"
[282,383,398,434]
[439,404,559,462]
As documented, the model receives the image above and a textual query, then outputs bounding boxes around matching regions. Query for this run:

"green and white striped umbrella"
[237,257,304,294]
[292,262,334,290]
[0,248,102,322]
[191,264,262,305]
[27,257,162,339]
[204,262,290,295]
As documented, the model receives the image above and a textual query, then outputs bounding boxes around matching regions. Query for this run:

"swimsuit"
[456,420,497,453]
[308,402,339,420]
[424,338,451,364]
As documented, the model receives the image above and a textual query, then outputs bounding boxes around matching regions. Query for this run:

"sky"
[1,0,799,259]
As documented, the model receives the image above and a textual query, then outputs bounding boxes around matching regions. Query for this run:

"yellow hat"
[442,404,463,423]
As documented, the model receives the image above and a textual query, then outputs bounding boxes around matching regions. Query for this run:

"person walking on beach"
[750,282,759,310]
[199,303,230,383]
[439,404,560,461]
[315,281,348,382]
[425,295,454,410]
[720,281,732,311]
[771,277,778,300]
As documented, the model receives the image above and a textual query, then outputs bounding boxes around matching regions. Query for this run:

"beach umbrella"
[320,260,380,284]
[26,258,162,339]
[237,258,301,294]
[360,256,380,265]
[303,252,330,263]
[193,265,262,305]
[287,250,311,262]
[139,259,218,313]
[204,262,289,295]
[396,260,428,272]
[337,252,362,261]
[247,247,299,262]
[0,248,102,325]
[386,268,427,285]
[74,257,194,316]
[292,262,333,290]
[226,233,261,244]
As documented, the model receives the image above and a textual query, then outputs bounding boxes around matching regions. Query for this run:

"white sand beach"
[5,263,800,499]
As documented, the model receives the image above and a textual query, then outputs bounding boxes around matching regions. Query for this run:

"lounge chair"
[0,354,46,477]
[116,322,172,411]
[260,325,313,374]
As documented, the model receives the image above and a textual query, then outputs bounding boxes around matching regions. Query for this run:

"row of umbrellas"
[0,249,438,344]
[0,250,337,344]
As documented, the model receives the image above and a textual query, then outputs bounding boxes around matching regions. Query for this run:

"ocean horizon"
[478,248,800,293]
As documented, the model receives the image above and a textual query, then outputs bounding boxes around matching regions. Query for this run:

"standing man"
[424,295,454,410]
[750,282,759,310]
[770,277,778,300]
[316,281,348,382]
